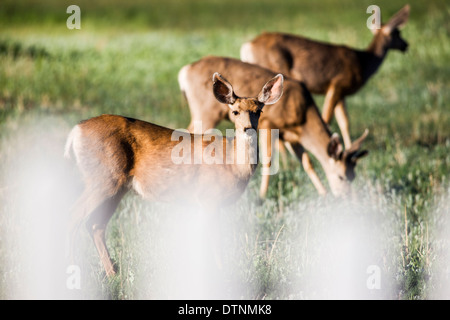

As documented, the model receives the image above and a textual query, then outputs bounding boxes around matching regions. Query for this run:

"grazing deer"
[178,56,369,199]
[64,72,284,277]
[240,4,410,149]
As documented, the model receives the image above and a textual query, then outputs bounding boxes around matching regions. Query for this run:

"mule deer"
[179,56,369,198]
[240,4,410,148]
[64,72,283,276]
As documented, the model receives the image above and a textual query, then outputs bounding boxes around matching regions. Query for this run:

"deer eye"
[232,111,240,116]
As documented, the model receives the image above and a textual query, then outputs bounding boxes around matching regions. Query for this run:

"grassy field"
[0,0,449,299]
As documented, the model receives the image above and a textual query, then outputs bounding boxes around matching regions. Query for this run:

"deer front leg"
[277,138,289,169]
[187,116,222,134]
[289,142,327,195]
[321,84,341,125]
[334,99,352,149]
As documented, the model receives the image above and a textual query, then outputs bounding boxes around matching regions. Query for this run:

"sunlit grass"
[0,0,449,299]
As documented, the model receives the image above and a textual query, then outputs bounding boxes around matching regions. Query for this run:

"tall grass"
[0,0,449,299]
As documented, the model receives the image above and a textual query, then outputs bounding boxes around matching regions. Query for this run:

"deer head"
[325,129,369,196]
[371,5,410,54]
[212,72,283,136]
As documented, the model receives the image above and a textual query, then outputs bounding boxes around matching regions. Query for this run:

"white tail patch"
[178,64,191,95]
[64,126,76,159]
[64,125,81,161]
[131,178,146,198]
[240,42,255,63]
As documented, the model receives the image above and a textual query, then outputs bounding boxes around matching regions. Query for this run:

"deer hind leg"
[67,188,110,266]
[267,46,294,76]
[185,88,227,134]
[334,99,352,149]
[289,142,327,195]
[277,139,289,169]
[187,118,220,134]
[68,184,127,277]
[187,107,225,134]
[85,188,128,277]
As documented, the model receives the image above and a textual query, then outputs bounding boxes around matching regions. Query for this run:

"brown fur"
[179,56,369,198]
[66,73,284,276]
[241,5,410,148]
[73,115,250,206]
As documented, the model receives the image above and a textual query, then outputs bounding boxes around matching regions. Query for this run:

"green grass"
[0,0,449,299]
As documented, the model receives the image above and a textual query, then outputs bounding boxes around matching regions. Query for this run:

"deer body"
[66,115,255,207]
[66,73,284,276]
[242,34,380,95]
[179,56,368,198]
[240,5,410,148]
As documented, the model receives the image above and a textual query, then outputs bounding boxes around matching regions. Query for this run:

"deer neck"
[367,31,390,57]
[360,33,389,82]
[298,108,335,175]
[230,130,259,179]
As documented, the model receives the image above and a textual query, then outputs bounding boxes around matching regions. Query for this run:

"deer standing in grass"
[64,72,284,277]
[179,56,369,198]
[240,4,410,149]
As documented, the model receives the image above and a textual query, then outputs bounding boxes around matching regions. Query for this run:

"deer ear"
[258,74,284,105]
[327,133,344,160]
[383,4,410,33]
[212,72,236,105]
